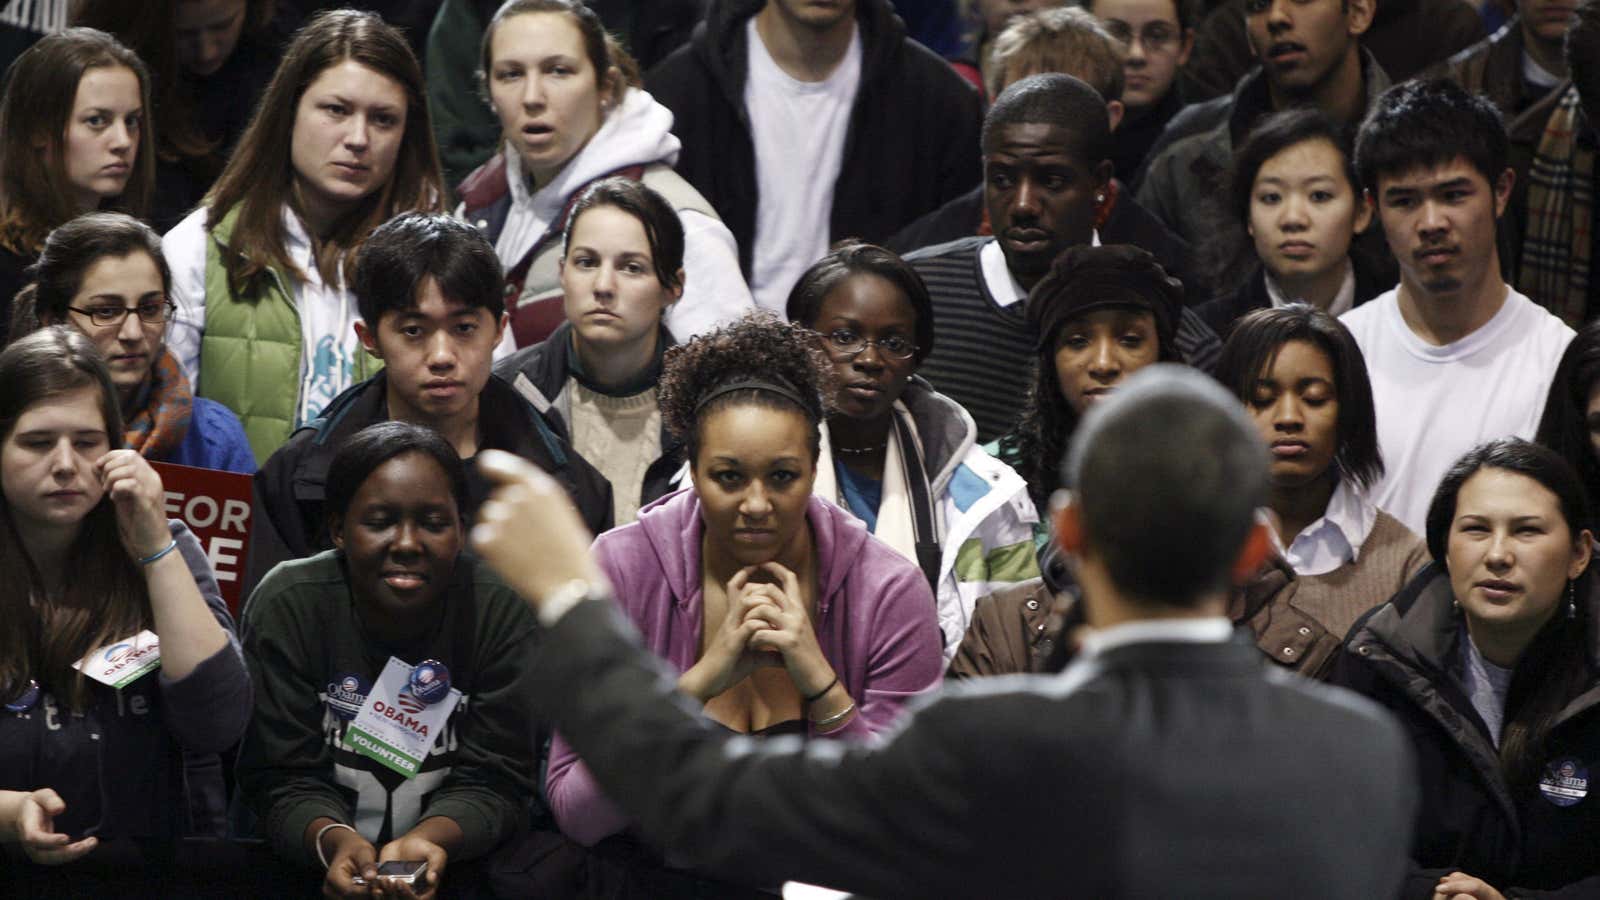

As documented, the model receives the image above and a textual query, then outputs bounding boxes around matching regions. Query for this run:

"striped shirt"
[908,238,1034,443]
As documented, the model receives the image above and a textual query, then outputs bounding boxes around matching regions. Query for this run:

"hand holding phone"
[374,833,448,900]
[352,860,428,886]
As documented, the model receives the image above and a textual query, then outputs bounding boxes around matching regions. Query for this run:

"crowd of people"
[1,0,1598,896]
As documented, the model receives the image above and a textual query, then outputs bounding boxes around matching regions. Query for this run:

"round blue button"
[409,660,450,705]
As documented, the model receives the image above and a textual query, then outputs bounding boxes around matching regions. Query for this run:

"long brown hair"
[0,28,156,257]
[0,327,151,712]
[204,9,443,295]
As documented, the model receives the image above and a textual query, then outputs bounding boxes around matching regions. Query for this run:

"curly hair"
[658,313,836,463]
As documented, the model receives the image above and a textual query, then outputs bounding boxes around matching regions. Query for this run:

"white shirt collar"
[1272,477,1379,577]
[1078,616,1234,659]
[1264,258,1356,318]
[980,231,1101,309]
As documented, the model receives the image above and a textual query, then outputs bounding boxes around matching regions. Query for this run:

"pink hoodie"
[547,487,945,846]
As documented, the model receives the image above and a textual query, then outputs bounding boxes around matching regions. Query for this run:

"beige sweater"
[567,379,662,527]
[1289,510,1431,641]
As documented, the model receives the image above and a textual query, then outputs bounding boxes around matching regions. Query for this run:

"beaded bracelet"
[137,539,179,566]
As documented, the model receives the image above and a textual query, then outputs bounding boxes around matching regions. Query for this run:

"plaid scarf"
[124,349,193,458]
[1519,85,1595,327]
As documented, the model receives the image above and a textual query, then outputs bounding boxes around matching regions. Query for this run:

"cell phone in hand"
[351,860,429,886]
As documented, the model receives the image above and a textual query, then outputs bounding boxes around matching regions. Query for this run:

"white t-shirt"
[1339,286,1574,533]
[743,18,862,312]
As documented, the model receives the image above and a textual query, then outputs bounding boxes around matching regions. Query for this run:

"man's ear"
[1093,159,1115,190]
[355,320,381,359]
[1231,521,1274,584]
[1177,28,1195,67]
[329,514,345,551]
[1352,189,1375,234]
[1346,0,1377,37]
[1106,100,1125,133]
[1492,167,1515,219]
[1052,493,1084,555]
[492,310,509,347]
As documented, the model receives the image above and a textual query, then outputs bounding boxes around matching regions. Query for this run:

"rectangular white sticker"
[73,630,162,689]
[342,656,461,779]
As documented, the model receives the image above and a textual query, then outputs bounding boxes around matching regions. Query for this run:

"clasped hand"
[687,562,834,702]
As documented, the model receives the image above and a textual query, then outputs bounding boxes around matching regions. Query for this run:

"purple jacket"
[548,488,945,846]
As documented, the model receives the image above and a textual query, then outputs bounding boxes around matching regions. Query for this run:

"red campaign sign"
[150,461,252,618]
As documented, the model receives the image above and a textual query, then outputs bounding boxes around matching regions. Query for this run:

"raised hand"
[472,450,604,606]
[95,449,171,561]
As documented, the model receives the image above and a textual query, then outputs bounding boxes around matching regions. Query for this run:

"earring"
[1095,193,1106,204]
[1568,580,1579,620]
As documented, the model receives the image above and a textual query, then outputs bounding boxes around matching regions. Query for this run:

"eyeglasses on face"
[66,301,177,328]
[824,328,917,361]
[1104,20,1180,51]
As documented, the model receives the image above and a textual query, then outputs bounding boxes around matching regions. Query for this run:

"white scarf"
[814,407,921,567]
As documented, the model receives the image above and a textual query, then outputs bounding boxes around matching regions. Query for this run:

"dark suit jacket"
[534,600,1418,899]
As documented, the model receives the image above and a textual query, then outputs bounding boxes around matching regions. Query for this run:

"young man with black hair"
[1138,0,1389,267]
[1340,79,1575,534]
[468,364,1418,899]
[645,0,982,310]
[1509,0,1598,323]
[245,213,612,592]
[903,73,1220,443]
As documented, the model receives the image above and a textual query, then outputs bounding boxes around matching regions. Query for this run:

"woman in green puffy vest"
[162,10,445,463]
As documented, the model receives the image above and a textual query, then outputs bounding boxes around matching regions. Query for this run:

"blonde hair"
[986,6,1126,102]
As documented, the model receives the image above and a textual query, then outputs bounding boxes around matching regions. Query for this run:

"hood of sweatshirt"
[629,487,872,617]
[505,85,682,222]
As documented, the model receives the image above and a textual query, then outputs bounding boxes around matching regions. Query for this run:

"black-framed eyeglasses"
[66,301,177,328]
[1103,20,1180,52]
[824,329,917,361]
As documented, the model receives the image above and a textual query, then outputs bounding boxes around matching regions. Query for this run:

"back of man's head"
[1354,78,1508,194]
[982,72,1112,163]
[986,7,1126,104]
[353,212,506,327]
[1064,364,1267,606]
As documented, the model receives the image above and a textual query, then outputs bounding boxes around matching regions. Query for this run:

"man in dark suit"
[471,365,1418,899]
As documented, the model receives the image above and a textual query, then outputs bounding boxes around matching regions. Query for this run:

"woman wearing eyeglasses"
[9,213,254,474]
[786,242,1038,661]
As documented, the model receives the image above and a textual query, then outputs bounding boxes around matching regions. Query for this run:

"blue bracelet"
[137,539,179,566]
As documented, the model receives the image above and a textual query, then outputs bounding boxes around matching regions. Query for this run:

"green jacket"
[200,208,380,461]
[235,550,540,868]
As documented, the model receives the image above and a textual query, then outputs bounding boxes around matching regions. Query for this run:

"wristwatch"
[540,577,612,626]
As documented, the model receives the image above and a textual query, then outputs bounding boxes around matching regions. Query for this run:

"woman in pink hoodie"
[546,314,945,866]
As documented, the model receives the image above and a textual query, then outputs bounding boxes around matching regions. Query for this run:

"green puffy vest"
[199,209,380,462]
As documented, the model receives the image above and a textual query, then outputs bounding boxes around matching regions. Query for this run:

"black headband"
[693,377,809,414]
